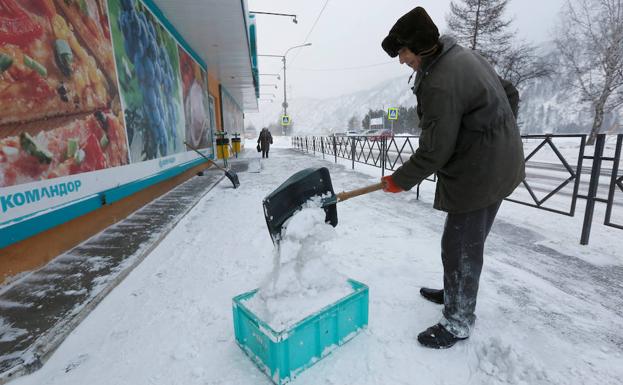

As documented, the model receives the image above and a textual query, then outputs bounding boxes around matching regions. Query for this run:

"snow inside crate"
[232,279,369,384]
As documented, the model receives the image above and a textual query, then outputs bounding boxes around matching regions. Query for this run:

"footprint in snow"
[64,354,89,373]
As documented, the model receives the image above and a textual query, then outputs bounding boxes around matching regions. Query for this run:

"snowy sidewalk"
[0,163,240,383]
[7,142,623,385]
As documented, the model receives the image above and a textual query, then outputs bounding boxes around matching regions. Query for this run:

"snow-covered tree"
[446,0,552,88]
[446,0,513,65]
[347,115,360,131]
[496,42,553,88]
[555,0,623,144]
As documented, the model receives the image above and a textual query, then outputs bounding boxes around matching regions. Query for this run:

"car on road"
[358,129,394,141]
[332,130,361,137]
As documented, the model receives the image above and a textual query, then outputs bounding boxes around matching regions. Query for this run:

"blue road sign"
[388,108,398,120]
[281,115,291,126]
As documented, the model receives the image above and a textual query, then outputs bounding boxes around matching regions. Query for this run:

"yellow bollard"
[216,132,230,159]
[231,133,241,158]
[216,139,230,159]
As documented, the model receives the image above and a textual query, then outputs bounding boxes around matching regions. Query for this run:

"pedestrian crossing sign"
[388,108,398,120]
[281,115,291,126]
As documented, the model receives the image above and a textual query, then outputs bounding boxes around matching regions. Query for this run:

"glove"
[382,175,403,193]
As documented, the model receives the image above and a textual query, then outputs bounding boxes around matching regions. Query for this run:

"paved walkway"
[0,161,248,383]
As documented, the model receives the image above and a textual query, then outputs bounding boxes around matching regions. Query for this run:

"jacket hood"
[412,35,458,93]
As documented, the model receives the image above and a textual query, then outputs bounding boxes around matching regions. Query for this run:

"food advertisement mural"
[178,46,211,150]
[0,0,129,188]
[108,0,185,162]
[0,0,215,227]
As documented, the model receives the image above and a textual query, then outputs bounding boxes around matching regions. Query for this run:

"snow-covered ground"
[10,137,623,385]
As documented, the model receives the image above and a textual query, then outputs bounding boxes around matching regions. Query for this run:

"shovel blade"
[225,170,240,189]
[263,167,337,243]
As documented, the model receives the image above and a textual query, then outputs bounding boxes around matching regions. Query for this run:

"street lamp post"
[282,43,311,119]
[258,43,311,134]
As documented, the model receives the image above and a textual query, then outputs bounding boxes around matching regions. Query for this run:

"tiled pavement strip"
[0,160,249,383]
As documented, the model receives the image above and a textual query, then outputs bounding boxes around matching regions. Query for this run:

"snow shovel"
[263,167,384,242]
[184,141,240,189]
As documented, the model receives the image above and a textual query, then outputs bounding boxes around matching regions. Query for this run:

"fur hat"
[381,7,439,58]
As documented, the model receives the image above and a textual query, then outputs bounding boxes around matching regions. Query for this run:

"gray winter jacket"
[392,36,525,213]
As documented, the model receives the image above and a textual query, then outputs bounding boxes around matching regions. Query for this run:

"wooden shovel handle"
[336,182,385,203]
[184,141,225,171]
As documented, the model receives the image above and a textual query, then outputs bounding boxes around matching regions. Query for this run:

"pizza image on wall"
[53,0,117,85]
[0,0,112,126]
[0,110,128,187]
[0,0,130,188]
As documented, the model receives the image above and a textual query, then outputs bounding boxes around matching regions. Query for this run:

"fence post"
[351,138,355,170]
[321,137,325,159]
[605,134,622,225]
[569,136,587,216]
[305,137,308,153]
[333,136,338,164]
[381,137,386,177]
[313,136,316,155]
[580,134,606,245]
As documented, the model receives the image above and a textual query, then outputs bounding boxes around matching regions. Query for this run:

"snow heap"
[243,197,352,331]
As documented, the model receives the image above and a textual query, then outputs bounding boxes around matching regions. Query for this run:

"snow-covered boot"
[419,287,444,304]
[417,323,466,349]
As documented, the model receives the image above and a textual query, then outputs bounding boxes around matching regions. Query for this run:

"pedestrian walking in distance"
[258,128,273,159]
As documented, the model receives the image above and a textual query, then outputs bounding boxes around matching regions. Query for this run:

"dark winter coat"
[392,35,525,213]
[258,129,273,150]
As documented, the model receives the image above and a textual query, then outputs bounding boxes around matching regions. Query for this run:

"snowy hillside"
[247,76,416,135]
[518,44,622,135]
[247,45,622,136]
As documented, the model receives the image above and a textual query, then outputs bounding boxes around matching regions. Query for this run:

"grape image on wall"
[108,0,185,162]
[178,47,212,150]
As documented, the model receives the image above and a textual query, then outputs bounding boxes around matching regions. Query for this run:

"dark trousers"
[439,200,502,337]
[262,149,269,158]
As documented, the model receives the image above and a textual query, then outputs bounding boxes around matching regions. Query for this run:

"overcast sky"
[248,0,565,104]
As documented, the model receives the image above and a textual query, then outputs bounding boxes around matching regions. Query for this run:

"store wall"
[0,162,206,282]
[0,0,226,281]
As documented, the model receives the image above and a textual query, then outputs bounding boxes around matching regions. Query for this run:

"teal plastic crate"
[232,279,369,384]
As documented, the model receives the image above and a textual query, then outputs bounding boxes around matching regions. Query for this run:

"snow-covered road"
[11,139,623,385]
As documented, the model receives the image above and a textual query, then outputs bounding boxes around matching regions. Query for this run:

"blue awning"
[152,0,259,111]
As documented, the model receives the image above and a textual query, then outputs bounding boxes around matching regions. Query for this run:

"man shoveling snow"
[380,6,525,349]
